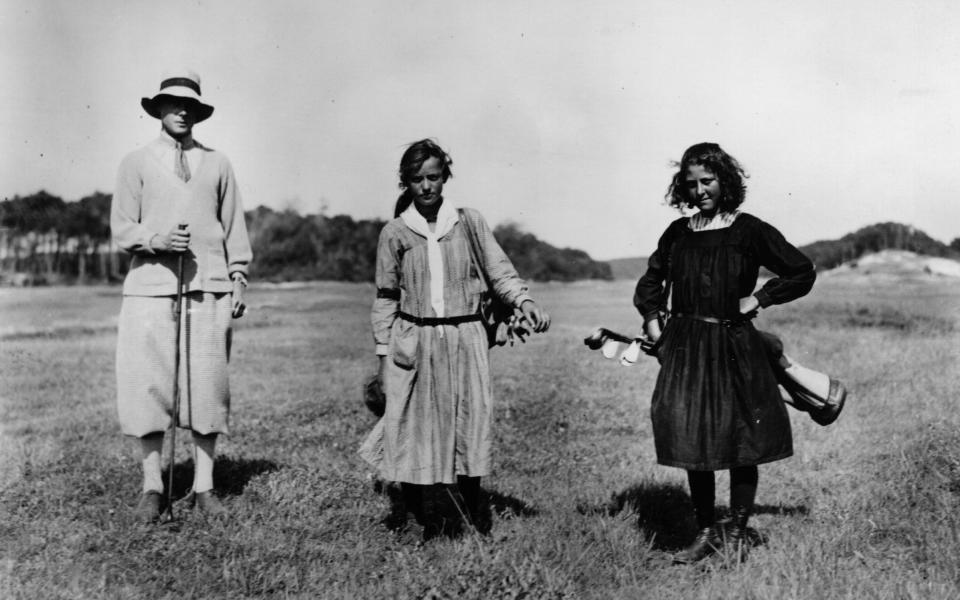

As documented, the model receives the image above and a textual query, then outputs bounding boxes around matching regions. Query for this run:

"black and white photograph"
[1,1,959,598]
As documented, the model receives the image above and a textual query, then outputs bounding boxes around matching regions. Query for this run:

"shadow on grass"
[377,480,538,541]
[577,482,808,551]
[489,488,539,518]
[163,456,280,500]
[602,481,697,551]
[754,503,809,517]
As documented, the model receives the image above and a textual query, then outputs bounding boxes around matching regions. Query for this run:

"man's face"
[157,97,196,138]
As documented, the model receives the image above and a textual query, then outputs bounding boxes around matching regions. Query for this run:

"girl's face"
[684,164,721,216]
[407,156,445,209]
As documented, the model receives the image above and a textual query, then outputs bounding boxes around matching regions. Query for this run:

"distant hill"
[823,249,960,279]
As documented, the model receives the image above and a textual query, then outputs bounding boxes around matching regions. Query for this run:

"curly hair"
[393,139,454,217]
[665,142,748,212]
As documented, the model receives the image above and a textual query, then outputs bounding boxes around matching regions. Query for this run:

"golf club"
[162,224,187,524]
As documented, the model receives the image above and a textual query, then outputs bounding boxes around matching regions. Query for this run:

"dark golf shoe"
[192,491,229,518]
[134,490,163,524]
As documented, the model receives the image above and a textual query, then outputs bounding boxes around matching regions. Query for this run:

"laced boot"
[723,506,752,562]
[673,526,720,564]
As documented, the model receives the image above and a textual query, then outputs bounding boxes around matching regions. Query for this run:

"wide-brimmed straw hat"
[141,69,215,123]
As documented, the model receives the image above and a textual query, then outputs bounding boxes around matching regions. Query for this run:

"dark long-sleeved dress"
[634,213,815,470]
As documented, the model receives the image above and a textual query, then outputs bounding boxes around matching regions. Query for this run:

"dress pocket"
[390,319,419,370]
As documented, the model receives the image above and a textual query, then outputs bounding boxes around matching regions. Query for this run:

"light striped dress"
[359,205,532,485]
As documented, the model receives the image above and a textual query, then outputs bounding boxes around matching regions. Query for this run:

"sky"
[2,0,958,260]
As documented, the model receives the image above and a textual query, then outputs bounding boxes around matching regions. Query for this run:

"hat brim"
[141,94,214,123]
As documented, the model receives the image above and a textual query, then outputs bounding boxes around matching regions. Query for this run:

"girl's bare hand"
[739,295,760,315]
[520,300,551,333]
[644,318,662,343]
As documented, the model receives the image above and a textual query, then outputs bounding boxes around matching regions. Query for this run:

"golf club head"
[584,327,658,364]
[158,504,182,529]
[584,327,633,350]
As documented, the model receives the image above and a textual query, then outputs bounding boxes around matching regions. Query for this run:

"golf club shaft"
[165,225,187,519]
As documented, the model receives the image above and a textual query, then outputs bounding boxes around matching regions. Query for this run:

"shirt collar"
[158,129,197,150]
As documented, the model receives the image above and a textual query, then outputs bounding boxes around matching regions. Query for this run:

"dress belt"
[671,312,752,327]
[398,311,482,326]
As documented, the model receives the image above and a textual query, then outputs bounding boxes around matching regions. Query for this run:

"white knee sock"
[192,433,217,493]
[140,433,164,494]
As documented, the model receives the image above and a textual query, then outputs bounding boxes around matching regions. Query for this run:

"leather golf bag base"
[758,331,847,426]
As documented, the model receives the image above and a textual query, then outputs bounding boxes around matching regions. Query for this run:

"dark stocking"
[727,465,758,557]
[729,465,758,527]
[456,476,480,515]
[400,483,424,521]
[686,470,716,529]
[457,475,490,533]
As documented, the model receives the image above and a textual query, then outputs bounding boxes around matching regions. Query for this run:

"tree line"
[7,192,955,286]
[0,191,120,285]
[0,191,613,285]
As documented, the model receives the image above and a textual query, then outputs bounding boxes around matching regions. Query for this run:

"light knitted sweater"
[111,137,252,296]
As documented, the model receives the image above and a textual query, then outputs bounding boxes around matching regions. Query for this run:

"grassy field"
[1,274,959,599]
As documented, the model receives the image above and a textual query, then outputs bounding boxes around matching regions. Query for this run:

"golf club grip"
[175,223,187,300]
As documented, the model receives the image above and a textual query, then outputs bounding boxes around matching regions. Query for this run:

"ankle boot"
[724,506,751,560]
[674,526,720,564]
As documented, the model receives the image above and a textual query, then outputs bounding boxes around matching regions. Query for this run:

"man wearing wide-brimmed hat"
[111,69,252,522]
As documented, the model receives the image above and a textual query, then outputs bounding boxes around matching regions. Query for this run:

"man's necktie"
[175,142,191,182]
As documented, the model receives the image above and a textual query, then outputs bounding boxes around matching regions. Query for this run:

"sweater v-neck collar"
[148,133,207,186]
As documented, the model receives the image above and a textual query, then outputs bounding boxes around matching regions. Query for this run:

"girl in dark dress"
[634,142,815,563]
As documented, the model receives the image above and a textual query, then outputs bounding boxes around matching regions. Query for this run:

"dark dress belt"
[398,311,482,326]
[671,312,752,327]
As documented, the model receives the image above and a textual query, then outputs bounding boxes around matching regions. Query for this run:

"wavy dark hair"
[393,139,454,218]
[665,142,748,212]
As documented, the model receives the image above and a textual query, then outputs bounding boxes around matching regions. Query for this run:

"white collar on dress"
[400,199,459,240]
[689,210,740,232]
